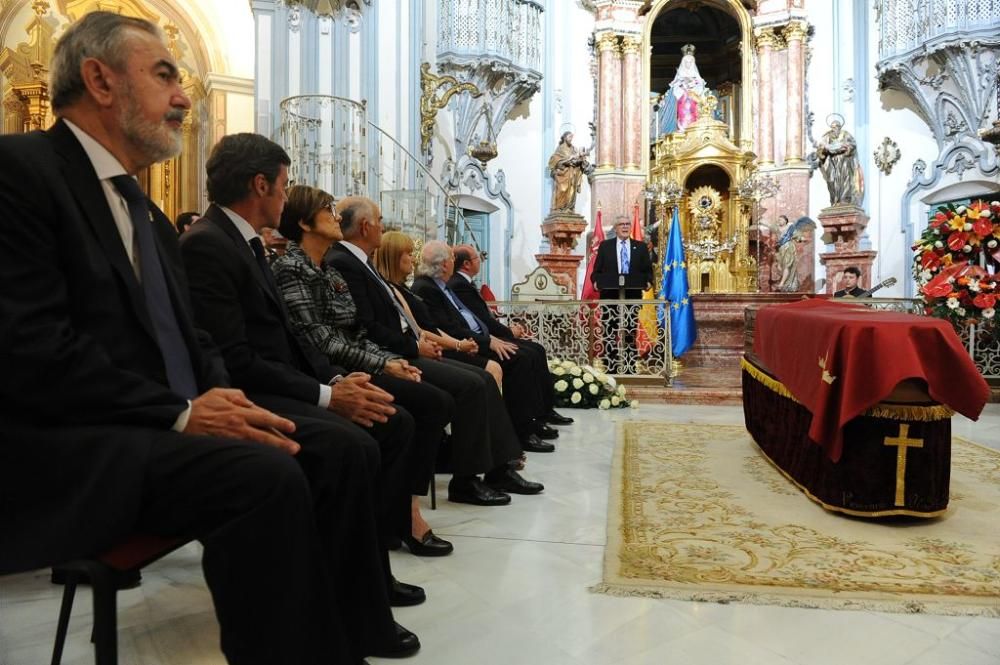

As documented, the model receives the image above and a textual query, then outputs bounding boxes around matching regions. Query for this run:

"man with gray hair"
[0,11,371,664]
[412,240,555,449]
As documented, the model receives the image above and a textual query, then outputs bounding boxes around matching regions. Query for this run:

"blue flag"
[658,207,697,357]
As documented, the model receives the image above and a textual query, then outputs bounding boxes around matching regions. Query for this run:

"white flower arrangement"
[550,358,630,409]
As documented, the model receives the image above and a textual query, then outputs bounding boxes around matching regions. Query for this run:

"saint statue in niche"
[547,131,591,214]
[815,114,865,208]
[652,44,721,139]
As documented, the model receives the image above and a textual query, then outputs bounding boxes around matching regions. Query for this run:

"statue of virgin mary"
[653,44,716,139]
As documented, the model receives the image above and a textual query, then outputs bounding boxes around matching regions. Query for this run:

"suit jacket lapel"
[204,205,282,310]
[49,120,156,340]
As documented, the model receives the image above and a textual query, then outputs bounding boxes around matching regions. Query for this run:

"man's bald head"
[453,244,480,276]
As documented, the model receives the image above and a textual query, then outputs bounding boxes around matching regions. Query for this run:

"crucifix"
[883,424,924,507]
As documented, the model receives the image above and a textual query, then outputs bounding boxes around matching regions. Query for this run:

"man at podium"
[590,216,653,373]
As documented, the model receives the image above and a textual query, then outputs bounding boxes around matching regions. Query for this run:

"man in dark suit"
[411,241,559,449]
[326,197,545,504]
[0,12,381,664]
[450,244,572,429]
[833,266,867,298]
[178,136,425,652]
[590,215,654,373]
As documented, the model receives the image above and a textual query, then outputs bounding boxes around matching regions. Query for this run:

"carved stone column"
[754,30,779,165]
[596,33,619,169]
[620,35,641,171]
[536,211,589,293]
[783,21,808,164]
[610,39,624,169]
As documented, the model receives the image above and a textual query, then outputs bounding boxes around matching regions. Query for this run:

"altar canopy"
[752,299,989,461]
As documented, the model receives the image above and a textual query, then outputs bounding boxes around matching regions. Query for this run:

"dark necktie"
[366,259,421,337]
[249,237,282,304]
[109,175,198,399]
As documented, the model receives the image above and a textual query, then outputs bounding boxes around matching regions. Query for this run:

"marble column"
[754,29,779,165]
[610,40,624,169]
[783,21,808,164]
[620,35,641,171]
[596,33,619,170]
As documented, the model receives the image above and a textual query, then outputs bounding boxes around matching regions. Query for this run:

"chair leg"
[430,475,437,510]
[50,573,80,665]
[89,564,118,665]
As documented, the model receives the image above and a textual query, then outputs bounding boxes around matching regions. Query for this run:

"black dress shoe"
[533,421,559,440]
[371,622,420,658]
[521,433,555,453]
[402,530,454,556]
[389,577,426,607]
[545,410,574,425]
[485,468,544,495]
[448,477,512,506]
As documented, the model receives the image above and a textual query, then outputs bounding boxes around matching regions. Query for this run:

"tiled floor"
[2,404,999,665]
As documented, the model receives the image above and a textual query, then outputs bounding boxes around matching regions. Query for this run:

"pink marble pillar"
[596,33,619,169]
[610,44,624,169]
[755,29,778,165]
[621,35,641,170]
[783,21,808,164]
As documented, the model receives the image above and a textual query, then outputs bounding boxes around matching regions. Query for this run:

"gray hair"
[417,240,451,279]
[50,11,163,112]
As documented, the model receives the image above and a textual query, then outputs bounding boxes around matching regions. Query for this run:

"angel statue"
[772,215,816,292]
[547,131,591,214]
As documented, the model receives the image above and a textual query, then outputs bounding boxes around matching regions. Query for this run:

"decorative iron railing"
[490,299,674,383]
[877,0,1000,59]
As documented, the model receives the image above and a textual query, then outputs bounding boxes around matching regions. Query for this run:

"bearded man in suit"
[0,11,390,664]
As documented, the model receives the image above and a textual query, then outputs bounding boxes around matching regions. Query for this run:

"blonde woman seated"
[374,232,553,455]
[276,188,541,516]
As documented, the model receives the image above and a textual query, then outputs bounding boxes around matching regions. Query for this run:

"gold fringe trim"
[587,583,1000,618]
[740,357,955,422]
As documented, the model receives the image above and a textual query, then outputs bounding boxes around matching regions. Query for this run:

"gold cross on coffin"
[883,424,924,507]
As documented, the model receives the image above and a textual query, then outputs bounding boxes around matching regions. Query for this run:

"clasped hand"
[329,372,396,428]
[185,387,299,454]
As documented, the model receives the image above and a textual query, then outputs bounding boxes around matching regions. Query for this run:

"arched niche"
[641,0,754,171]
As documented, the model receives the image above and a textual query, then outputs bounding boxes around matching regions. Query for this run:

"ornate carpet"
[594,422,1000,616]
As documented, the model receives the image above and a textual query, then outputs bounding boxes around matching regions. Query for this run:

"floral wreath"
[912,200,1000,329]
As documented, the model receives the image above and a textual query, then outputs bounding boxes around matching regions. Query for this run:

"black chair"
[50,534,186,665]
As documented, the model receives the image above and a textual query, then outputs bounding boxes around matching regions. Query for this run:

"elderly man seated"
[410,241,560,449]
[449,244,572,428]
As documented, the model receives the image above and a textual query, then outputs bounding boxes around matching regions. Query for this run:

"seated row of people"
[0,11,572,664]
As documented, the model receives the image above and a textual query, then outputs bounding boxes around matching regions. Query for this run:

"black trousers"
[5,422,379,664]
[510,337,554,413]
[249,394,413,612]
[372,371,450,497]
[483,346,547,434]
[412,357,522,475]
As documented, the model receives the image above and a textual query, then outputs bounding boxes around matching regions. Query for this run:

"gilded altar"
[648,96,758,294]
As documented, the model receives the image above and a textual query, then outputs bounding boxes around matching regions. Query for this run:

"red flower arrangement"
[912,200,1000,329]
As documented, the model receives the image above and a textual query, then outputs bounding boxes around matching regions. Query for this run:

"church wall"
[802,0,937,296]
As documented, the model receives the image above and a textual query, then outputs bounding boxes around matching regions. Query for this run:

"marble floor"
[2,404,999,665]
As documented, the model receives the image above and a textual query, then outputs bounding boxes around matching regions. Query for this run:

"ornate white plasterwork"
[435,0,543,164]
